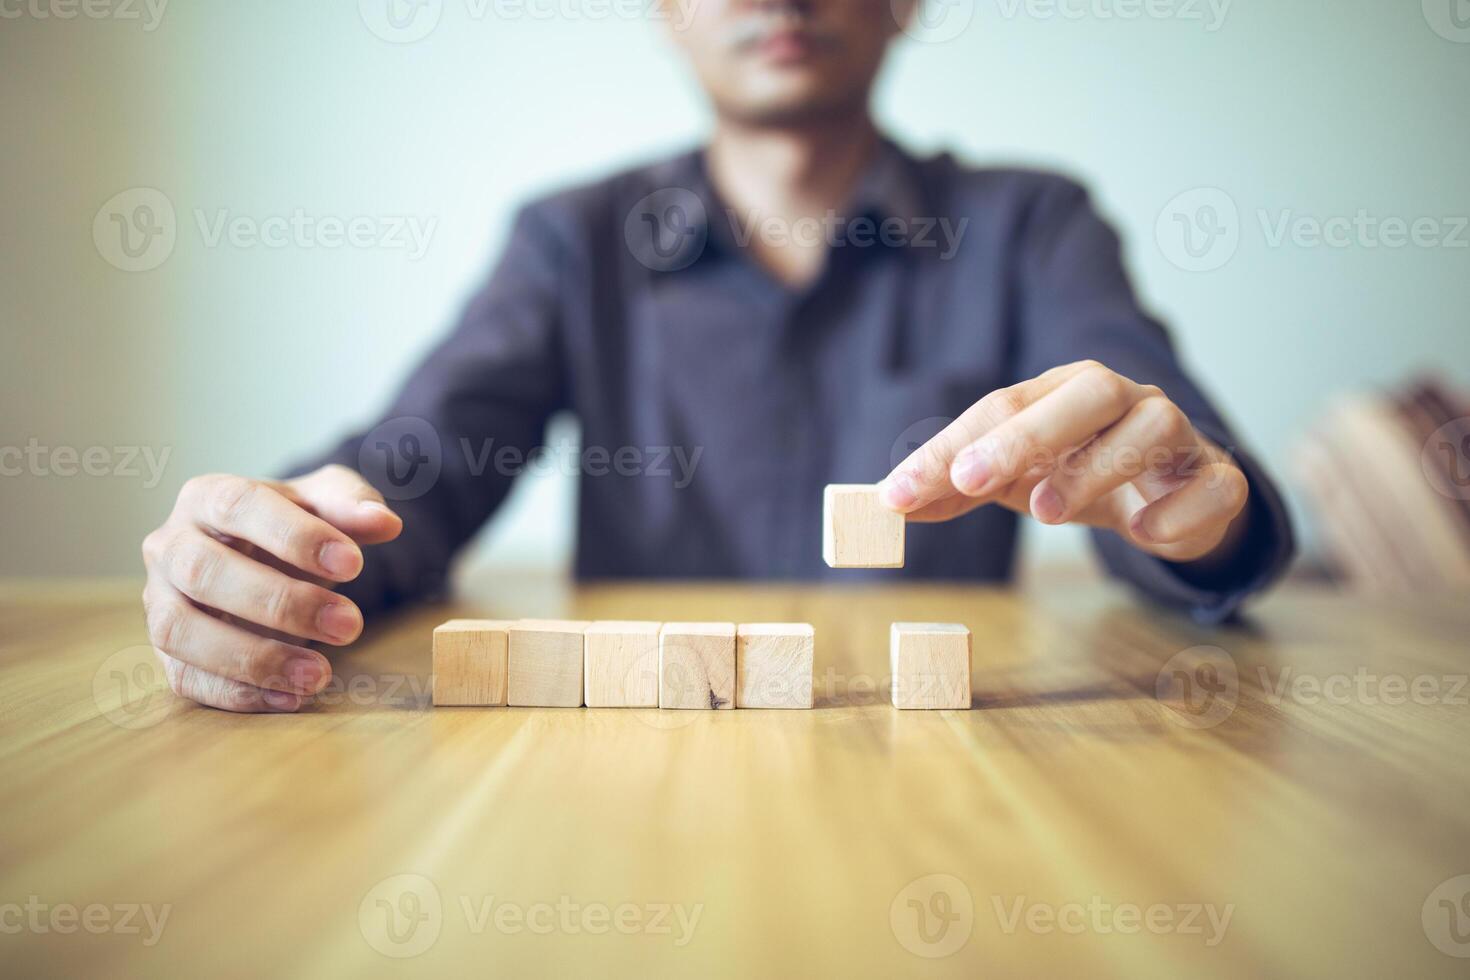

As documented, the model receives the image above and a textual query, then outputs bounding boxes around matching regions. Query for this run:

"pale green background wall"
[4,1,1468,577]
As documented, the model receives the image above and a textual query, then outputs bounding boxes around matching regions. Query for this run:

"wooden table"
[2,580,1468,978]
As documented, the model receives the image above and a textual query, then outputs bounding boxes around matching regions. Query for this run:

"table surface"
[2,579,1468,979]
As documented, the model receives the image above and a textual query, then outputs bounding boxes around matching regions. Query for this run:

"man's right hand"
[140,464,403,713]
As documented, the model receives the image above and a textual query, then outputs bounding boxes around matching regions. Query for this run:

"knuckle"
[263,581,313,632]
[141,528,166,566]
[983,387,1029,423]
[1217,465,1249,513]
[1079,365,1129,409]
[171,540,219,594]
[1136,396,1185,440]
[146,597,190,653]
[217,681,259,713]
[208,476,258,528]
[162,657,188,698]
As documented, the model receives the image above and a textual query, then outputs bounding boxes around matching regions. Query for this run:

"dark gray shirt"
[303,140,1293,624]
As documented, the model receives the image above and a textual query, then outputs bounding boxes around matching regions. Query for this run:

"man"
[139,0,1293,712]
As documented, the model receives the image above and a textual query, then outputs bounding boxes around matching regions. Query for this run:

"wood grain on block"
[890,622,972,710]
[659,622,736,709]
[507,620,589,707]
[584,621,661,708]
[823,484,905,568]
[736,623,815,709]
[431,619,512,706]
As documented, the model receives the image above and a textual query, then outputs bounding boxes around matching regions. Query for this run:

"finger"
[904,494,987,524]
[1128,462,1249,548]
[148,528,363,645]
[143,586,332,694]
[156,649,307,714]
[180,474,364,582]
[880,361,1095,513]
[290,465,404,545]
[950,366,1144,498]
[1029,392,1194,526]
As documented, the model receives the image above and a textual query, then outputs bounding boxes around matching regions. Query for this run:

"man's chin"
[717,86,861,128]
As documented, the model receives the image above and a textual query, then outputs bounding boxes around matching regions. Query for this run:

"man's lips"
[754,28,818,64]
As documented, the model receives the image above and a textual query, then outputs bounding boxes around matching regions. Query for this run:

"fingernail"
[263,690,301,711]
[1129,514,1153,543]
[318,602,362,643]
[319,541,361,579]
[1032,485,1064,524]
[952,444,993,495]
[879,472,918,510]
[285,654,329,693]
[360,500,395,517]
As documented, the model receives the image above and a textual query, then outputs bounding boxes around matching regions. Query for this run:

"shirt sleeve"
[287,205,567,617]
[1013,177,1295,623]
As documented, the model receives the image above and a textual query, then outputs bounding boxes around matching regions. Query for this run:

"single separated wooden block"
[584,621,661,707]
[823,484,905,568]
[507,620,589,707]
[736,624,815,709]
[659,623,736,709]
[890,623,972,710]
[432,619,512,706]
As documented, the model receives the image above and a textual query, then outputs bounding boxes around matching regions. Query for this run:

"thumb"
[287,465,404,545]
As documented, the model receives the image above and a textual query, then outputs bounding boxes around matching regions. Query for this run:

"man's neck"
[705,112,881,288]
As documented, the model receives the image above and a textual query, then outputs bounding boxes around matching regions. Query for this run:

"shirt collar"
[651,136,928,254]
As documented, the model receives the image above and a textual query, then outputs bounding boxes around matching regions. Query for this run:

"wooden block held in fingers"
[823,484,905,569]
[736,624,815,709]
[890,623,971,710]
[432,620,512,706]
[659,623,736,710]
[507,620,589,707]
[584,621,661,708]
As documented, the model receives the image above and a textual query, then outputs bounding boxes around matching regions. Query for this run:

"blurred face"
[665,0,912,126]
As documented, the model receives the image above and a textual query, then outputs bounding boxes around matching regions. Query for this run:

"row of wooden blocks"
[432,620,973,710]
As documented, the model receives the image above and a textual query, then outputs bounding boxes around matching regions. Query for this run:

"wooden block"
[890,623,972,710]
[823,484,905,568]
[659,623,736,710]
[584,621,661,708]
[432,619,511,706]
[507,620,589,707]
[736,624,815,709]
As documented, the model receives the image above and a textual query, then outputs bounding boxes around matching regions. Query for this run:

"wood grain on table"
[1,580,1467,979]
